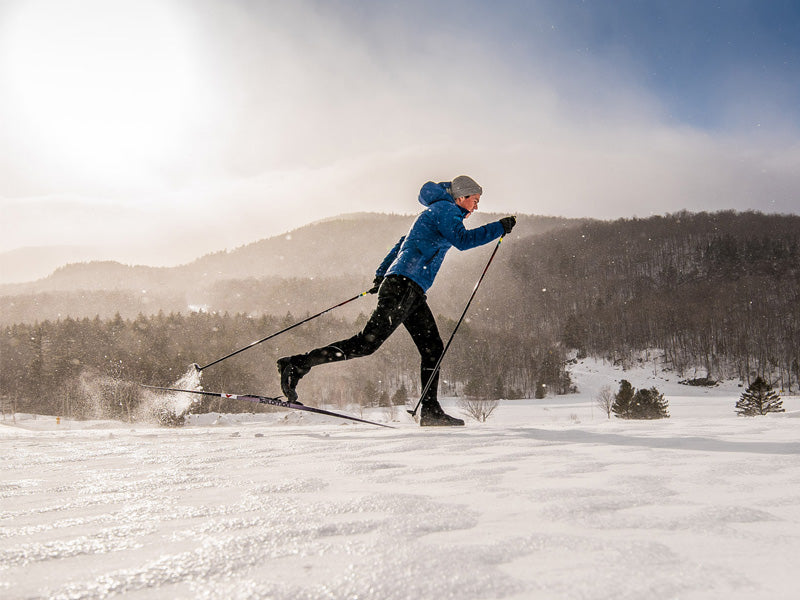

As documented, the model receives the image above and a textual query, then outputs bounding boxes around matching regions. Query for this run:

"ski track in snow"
[2,360,800,600]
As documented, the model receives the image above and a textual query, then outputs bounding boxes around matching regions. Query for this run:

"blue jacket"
[376,181,505,292]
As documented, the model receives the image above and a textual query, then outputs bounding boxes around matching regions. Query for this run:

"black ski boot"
[276,356,308,404]
[420,401,464,427]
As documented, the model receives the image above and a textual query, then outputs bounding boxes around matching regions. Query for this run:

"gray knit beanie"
[449,175,483,199]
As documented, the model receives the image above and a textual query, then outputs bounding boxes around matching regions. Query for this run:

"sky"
[1,0,799,266]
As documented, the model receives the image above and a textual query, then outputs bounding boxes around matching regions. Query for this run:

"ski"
[141,385,395,429]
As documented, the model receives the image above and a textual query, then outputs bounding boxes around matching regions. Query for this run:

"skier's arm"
[375,236,405,277]
[367,236,405,294]
[437,207,504,251]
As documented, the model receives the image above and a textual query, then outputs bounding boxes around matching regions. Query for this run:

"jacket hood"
[418,181,455,207]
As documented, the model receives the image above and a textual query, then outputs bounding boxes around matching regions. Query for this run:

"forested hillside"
[2,210,798,418]
[493,210,800,389]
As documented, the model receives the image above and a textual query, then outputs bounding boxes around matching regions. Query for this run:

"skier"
[277,175,516,426]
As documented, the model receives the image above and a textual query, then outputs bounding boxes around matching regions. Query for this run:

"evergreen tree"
[358,379,379,407]
[631,387,670,419]
[613,381,669,420]
[611,380,635,419]
[538,350,563,394]
[391,384,408,406]
[736,377,784,416]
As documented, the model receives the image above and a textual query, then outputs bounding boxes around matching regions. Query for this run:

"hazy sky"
[1,0,799,265]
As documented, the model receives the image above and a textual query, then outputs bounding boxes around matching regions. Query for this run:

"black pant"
[299,275,444,404]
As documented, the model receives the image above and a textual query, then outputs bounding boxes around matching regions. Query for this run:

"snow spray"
[136,365,203,425]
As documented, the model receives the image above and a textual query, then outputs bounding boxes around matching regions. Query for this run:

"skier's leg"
[278,276,421,400]
[306,276,421,364]
[403,300,443,405]
[404,302,463,426]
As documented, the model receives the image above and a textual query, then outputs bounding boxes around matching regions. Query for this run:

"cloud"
[1,0,798,265]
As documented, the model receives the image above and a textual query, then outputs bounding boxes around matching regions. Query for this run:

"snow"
[2,359,799,599]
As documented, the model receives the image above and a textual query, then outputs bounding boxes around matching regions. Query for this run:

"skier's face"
[456,194,480,217]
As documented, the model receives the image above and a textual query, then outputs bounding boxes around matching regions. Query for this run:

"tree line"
[0,310,570,419]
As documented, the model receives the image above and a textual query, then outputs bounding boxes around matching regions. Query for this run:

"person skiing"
[277,175,516,426]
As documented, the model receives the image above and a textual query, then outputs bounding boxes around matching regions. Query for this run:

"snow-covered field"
[2,359,799,600]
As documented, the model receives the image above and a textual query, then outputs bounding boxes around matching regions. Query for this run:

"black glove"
[368,276,384,294]
[499,216,516,235]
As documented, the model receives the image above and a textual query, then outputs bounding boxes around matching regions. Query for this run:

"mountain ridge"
[0,212,581,295]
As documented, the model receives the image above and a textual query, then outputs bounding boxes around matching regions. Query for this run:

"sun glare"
[1,0,207,186]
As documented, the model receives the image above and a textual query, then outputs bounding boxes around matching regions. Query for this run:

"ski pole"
[194,291,370,372]
[408,235,506,418]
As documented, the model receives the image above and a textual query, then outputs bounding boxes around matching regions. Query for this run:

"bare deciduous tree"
[595,385,614,419]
